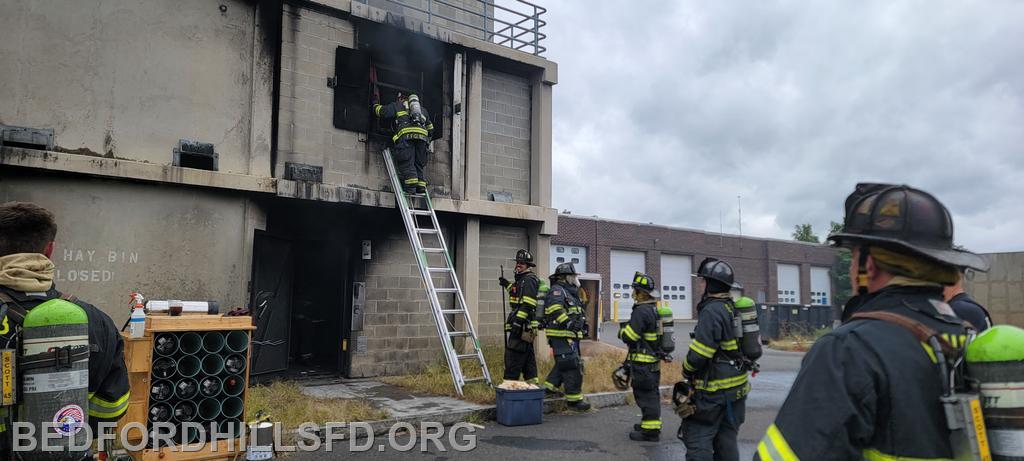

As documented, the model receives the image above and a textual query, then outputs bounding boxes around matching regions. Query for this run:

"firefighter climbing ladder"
[382,148,493,397]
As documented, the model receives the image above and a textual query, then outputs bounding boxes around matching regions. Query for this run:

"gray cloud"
[544,0,1024,253]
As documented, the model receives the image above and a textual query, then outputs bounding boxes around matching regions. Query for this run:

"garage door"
[611,250,645,322]
[660,255,693,320]
[777,264,800,304]
[810,266,831,306]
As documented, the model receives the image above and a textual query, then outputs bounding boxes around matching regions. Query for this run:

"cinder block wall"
[277,5,452,195]
[964,252,1024,327]
[481,69,532,204]
[478,223,529,338]
[350,217,455,376]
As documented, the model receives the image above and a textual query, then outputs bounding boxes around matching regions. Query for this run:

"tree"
[792,224,820,243]
[829,221,852,307]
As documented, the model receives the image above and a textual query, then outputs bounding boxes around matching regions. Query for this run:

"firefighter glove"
[499,277,511,289]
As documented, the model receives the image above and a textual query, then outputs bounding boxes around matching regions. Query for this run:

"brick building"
[551,215,840,322]
[1,0,556,378]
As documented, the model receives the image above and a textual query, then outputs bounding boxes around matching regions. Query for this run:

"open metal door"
[249,230,293,376]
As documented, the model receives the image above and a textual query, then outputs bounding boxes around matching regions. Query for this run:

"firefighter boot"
[567,400,591,412]
[629,429,660,442]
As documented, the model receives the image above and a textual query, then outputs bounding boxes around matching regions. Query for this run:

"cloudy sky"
[540,1,1024,253]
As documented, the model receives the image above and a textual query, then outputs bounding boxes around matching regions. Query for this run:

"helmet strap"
[857,246,870,295]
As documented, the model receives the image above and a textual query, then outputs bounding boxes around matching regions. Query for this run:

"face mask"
[567,275,580,287]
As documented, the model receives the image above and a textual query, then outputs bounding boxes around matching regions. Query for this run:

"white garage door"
[810,266,831,306]
[610,250,645,322]
[660,254,693,320]
[777,264,800,304]
[551,244,588,272]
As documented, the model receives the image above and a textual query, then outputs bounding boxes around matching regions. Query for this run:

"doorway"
[249,200,354,380]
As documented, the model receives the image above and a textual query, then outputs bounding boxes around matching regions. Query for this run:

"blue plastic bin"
[495,387,544,426]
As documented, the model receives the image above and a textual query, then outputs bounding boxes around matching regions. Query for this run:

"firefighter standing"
[500,249,542,384]
[619,272,665,441]
[373,92,434,194]
[0,202,130,456]
[756,183,990,460]
[542,263,591,411]
[679,257,749,461]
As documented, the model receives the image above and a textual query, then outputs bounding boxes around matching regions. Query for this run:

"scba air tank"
[20,299,91,461]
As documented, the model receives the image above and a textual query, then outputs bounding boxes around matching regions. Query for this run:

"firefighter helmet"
[672,381,696,418]
[828,183,988,271]
[612,364,631,391]
[552,262,579,277]
[514,249,535,267]
[631,271,661,298]
[696,257,735,286]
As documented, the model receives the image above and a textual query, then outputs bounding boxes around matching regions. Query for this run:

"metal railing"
[355,0,547,56]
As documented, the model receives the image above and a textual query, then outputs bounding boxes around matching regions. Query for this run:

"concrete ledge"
[0,147,277,193]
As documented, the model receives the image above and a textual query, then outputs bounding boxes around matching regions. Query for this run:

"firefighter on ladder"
[500,249,543,384]
[756,184,990,460]
[542,262,591,411]
[373,92,434,195]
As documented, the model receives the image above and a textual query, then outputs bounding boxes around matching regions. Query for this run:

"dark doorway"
[249,200,355,380]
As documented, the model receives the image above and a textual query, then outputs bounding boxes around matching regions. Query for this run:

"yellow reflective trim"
[621,325,641,341]
[683,357,696,372]
[642,333,659,341]
[521,296,538,306]
[627,353,658,363]
[556,313,569,323]
[515,311,529,319]
[640,419,662,429]
[546,304,564,315]
[757,441,774,461]
[396,110,408,116]
[920,342,938,364]
[765,424,799,461]
[720,339,739,351]
[689,339,716,358]
[374,104,382,116]
[695,373,748,392]
[89,391,131,408]
[564,393,583,402]
[862,448,953,461]
[546,329,576,338]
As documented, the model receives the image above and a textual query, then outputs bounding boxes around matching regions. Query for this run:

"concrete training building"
[0,0,556,378]
[551,215,840,323]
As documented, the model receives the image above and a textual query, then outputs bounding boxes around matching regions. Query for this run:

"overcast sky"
[541,1,1024,253]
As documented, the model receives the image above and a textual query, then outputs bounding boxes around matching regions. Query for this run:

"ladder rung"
[435,288,458,293]
[416,229,439,234]
[428,267,452,272]
[457,354,479,360]
[463,377,487,384]
[422,248,446,253]
[449,331,472,337]
[409,210,432,216]
[441,309,466,315]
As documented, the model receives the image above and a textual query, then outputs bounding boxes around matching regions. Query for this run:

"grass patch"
[766,327,831,352]
[246,381,389,428]
[382,340,683,404]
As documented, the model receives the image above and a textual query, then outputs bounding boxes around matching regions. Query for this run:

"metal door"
[249,231,293,376]
[660,254,694,320]
[610,250,645,322]
[777,264,800,304]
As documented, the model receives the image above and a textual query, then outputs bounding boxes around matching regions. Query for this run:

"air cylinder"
[657,304,675,354]
[734,297,763,362]
[966,325,1024,461]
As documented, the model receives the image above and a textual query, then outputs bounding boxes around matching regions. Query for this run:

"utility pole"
[719,211,724,247]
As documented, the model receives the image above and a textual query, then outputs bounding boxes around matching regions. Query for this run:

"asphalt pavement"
[287,323,805,460]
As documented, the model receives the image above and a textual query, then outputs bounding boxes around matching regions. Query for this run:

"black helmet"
[631,271,661,298]
[696,257,735,286]
[514,249,535,267]
[551,262,578,277]
[828,183,988,271]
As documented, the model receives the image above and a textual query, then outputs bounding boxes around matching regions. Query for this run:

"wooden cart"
[119,315,255,461]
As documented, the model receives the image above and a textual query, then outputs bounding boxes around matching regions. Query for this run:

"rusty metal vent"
[0,125,55,151]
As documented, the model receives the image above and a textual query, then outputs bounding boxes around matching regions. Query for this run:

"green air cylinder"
[735,297,762,362]
[966,325,1024,461]
[535,279,550,327]
[657,304,675,354]
[20,299,90,461]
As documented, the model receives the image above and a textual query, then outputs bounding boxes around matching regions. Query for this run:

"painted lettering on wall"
[54,248,140,284]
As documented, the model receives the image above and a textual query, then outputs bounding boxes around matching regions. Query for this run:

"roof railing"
[355,0,547,56]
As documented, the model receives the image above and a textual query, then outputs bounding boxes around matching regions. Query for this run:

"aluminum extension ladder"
[381,148,493,396]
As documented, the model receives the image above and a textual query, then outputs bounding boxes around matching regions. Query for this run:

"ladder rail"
[380,148,491,396]
[423,192,492,384]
